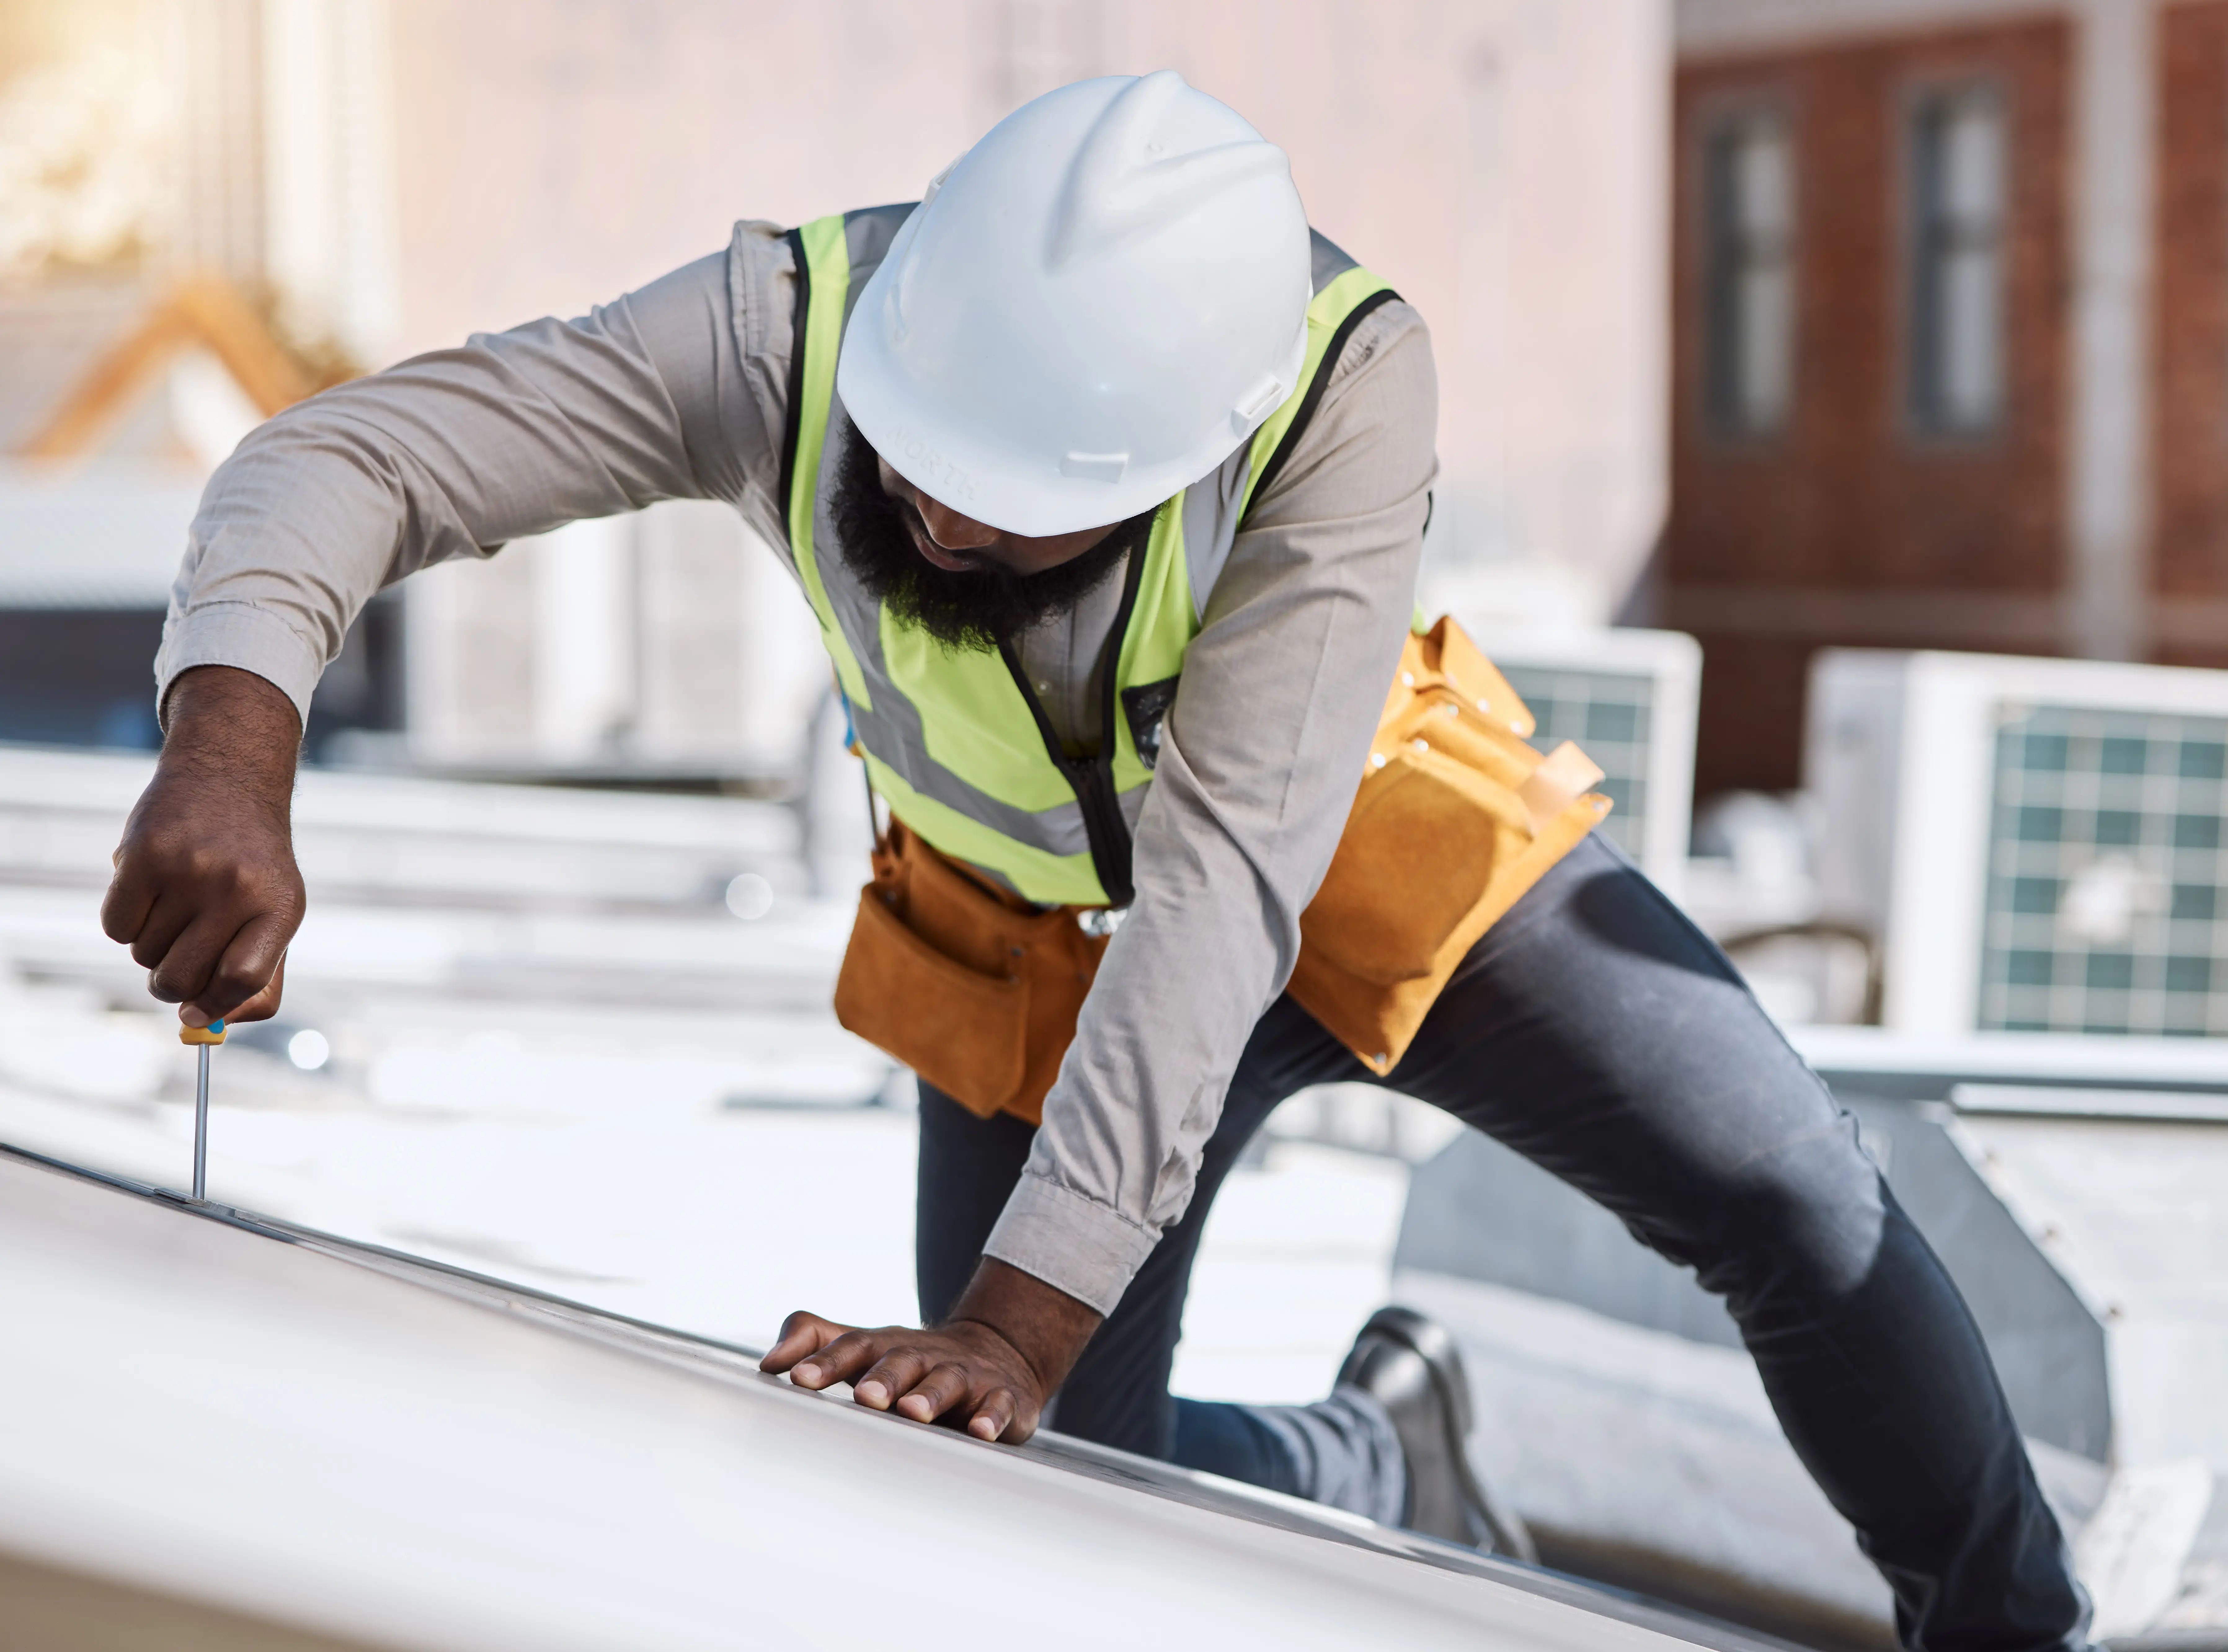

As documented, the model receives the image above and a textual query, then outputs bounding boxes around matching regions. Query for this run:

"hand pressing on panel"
[761,1257,1102,1443]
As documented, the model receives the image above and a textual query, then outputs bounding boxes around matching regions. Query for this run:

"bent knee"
[1680,1116,1891,1312]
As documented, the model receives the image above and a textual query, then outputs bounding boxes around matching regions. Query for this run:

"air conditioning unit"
[1469,627,1702,897]
[1808,649,2228,1037]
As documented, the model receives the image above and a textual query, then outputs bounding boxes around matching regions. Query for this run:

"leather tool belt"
[833,819,1110,1124]
[832,617,1608,1123]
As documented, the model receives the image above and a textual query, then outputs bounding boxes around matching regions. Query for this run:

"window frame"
[1902,76,2013,442]
[1699,100,1801,442]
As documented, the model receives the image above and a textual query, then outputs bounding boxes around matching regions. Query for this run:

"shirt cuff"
[981,1172,1159,1318]
[153,601,325,732]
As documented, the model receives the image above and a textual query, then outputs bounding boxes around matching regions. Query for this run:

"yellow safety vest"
[780,205,1399,907]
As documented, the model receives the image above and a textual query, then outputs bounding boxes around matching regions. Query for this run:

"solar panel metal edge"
[1,1138,1809,1652]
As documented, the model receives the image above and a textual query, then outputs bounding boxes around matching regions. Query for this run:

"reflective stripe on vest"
[781,204,1396,906]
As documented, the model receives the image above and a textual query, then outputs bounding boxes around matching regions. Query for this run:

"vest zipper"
[998,544,1147,909]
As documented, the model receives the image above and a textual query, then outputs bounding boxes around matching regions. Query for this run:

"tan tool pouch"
[832,820,1107,1126]
[833,617,1605,1119]
[1286,617,1609,1076]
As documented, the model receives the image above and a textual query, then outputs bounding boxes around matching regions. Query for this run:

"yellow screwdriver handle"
[180,1019,228,1047]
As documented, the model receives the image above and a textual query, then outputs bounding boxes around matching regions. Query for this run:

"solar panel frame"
[1814,650,2228,1037]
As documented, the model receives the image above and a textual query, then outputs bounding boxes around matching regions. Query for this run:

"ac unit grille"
[1498,665,1652,861]
[1980,704,2228,1035]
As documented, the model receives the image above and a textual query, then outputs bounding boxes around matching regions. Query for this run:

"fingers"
[187,916,293,1024]
[886,1360,970,1422]
[99,852,160,946]
[860,1352,1009,1433]
[764,1320,955,1412]
[198,953,286,1027]
[852,1354,1033,1441]
[141,910,234,1004]
[119,884,199,972]
[853,1349,933,1411]
[101,697,307,1020]
[968,1389,1026,1443]
[112,871,298,1014]
[762,1318,1044,1444]
[790,1328,901,1391]
[759,1312,837,1374]
[762,1309,891,1389]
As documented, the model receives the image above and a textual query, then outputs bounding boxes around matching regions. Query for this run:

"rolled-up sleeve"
[155,222,797,727]
[984,305,1440,1313]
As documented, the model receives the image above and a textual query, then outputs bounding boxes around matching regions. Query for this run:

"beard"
[830,419,1155,653]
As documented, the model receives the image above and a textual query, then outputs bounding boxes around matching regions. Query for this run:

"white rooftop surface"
[0,745,1493,1644]
[0,741,1411,1406]
[0,974,1408,1406]
[12,742,2226,1641]
[0,1149,1743,1652]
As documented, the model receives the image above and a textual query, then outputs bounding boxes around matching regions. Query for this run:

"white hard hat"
[837,71,1313,538]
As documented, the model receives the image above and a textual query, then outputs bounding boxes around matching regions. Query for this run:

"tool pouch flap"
[1396,615,1536,739]
[1300,747,1511,985]
[836,884,1028,1113]
[1290,616,1610,1075]
[832,822,1106,1124]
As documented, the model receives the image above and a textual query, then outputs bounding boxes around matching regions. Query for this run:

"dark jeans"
[916,835,2090,1652]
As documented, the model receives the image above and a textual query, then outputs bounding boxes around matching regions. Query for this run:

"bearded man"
[104,72,2091,1652]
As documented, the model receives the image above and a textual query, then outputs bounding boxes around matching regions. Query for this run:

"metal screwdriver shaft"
[193,1043,211,1199]
[180,1019,226,1202]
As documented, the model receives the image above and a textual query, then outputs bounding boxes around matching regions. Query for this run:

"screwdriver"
[179,1019,226,1201]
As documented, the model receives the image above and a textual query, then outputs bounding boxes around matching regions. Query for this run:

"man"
[107,72,2088,1649]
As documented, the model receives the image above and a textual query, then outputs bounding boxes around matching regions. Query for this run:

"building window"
[1909,85,2007,434]
[1704,113,1796,436]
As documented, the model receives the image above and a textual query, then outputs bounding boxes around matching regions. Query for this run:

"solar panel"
[5,1148,1728,1652]
[1980,705,2228,1036]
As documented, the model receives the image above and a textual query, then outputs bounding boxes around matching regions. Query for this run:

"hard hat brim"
[830,71,1315,540]
[837,295,1297,539]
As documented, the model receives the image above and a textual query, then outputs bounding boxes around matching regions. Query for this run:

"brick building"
[1666,0,2225,797]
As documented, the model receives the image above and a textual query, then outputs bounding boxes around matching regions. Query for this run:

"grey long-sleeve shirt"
[157,219,1438,1315]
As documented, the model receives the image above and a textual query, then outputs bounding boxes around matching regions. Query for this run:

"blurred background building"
[0,0,1669,783]
[1665,0,2226,796]
[7,0,2220,801]
[0,0,396,751]
[4,5,2227,1644]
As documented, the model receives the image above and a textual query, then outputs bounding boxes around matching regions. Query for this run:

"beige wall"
[377,2,1671,774]
[385,0,1670,621]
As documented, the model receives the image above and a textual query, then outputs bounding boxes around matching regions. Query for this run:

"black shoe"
[1336,1306,1536,1560]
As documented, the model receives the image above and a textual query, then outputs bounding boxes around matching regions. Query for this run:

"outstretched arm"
[113,224,799,1023]
[155,237,783,734]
